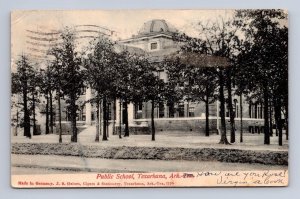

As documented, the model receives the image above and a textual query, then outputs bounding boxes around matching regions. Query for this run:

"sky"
[11,9,235,61]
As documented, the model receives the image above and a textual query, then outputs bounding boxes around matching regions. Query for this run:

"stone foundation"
[129,118,264,134]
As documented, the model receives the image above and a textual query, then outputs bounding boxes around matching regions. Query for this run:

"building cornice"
[119,33,174,44]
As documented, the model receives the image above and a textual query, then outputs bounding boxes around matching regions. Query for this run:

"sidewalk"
[12,126,288,152]
[11,154,288,175]
[11,127,288,174]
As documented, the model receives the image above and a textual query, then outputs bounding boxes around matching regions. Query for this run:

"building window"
[249,104,252,118]
[150,42,158,50]
[159,102,165,118]
[249,102,264,119]
[138,102,143,111]
[178,104,184,117]
[257,104,263,119]
[226,111,230,117]
[134,102,143,119]
[251,102,261,119]
[122,102,127,124]
[107,103,112,120]
[254,103,258,118]
[188,107,195,117]
[169,103,175,118]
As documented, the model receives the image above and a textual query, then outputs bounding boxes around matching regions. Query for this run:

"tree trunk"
[124,99,129,137]
[95,102,100,142]
[49,91,54,134]
[32,90,37,135]
[151,99,155,141]
[269,103,273,136]
[205,97,210,136]
[113,99,116,135]
[118,99,122,139]
[263,84,270,144]
[106,103,109,138]
[99,101,102,136]
[285,103,288,140]
[14,107,19,136]
[58,92,62,143]
[102,97,108,141]
[23,83,31,138]
[240,94,243,143]
[226,69,235,143]
[14,125,18,136]
[274,99,283,146]
[70,93,77,142]
[218,69,230,144]
[45,93,49,135]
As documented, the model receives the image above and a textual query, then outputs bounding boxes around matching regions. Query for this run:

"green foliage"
[234,10,288,108]
[84,36,117,102]
[12,11,287,145]
[11,55,35,138]
[163,57,185,106]
[51,28,85,142]
[59,28,84,104]
[234,9,288,145]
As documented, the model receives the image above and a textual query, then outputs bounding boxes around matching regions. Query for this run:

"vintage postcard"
[11,9,288,188]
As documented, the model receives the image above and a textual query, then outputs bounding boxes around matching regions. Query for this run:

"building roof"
[114,43,146,55]
[168,52,230,68]
[146,47,179,62]
[134,19,178,38]
[118,19,229,67]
